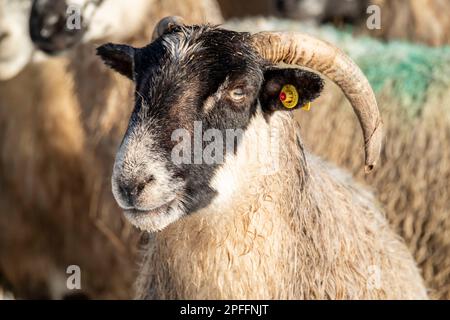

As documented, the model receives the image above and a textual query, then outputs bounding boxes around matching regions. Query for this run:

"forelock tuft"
[161,25,218,61]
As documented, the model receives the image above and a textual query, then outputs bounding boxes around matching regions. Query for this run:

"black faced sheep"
[97,17,428,299]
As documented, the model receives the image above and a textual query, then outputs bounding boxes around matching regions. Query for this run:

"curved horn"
[251,32,382,172]
[151,16,185,41]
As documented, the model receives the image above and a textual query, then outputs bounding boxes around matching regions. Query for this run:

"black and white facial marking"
[97,25,324,232]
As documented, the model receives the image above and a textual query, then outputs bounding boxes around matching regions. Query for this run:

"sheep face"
[0,0,34,80]
[29,0,153,54]
[98,26,323,232]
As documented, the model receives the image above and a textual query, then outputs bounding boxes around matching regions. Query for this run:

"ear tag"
[301,102,311,111]
[279,84,299,109]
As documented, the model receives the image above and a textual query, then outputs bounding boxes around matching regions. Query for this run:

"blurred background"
[0,0,449,300]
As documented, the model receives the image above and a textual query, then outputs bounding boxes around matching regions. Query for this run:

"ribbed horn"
[151,16,185,41]
[251,32,382,172]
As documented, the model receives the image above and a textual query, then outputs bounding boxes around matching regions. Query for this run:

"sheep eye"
[229,88,246,101]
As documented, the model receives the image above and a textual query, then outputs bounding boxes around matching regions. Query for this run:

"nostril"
[135,182,146,195]
[135,175,155,195]
[118,175,155,207]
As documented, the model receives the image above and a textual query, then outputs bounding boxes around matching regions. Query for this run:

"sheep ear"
[96,43,135,80]
[259,68,324,113]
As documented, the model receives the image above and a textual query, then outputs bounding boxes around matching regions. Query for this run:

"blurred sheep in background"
[369,0,450,46]
[1,0,450,299]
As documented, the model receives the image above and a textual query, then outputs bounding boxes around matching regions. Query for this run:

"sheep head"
[97,17,381,232]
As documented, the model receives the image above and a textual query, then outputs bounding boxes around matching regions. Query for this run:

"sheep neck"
[136,110,310,299]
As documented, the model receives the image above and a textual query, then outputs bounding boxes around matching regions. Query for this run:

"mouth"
[124,198,176,217]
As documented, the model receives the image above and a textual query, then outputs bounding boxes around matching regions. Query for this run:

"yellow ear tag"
[279,84,299,109]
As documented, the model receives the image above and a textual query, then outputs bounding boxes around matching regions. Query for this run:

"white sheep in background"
[0,0,108,299]
[97,17,428,299]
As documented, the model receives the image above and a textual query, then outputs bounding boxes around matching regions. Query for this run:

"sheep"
[26,0,223,231]
[0,0,223,299]
[300,26,450,300]
[97,17,428,299]
[225,17,450,300]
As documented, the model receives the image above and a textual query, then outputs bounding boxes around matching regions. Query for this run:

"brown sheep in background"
[0,57,139,299]
[369,0,450,46]
[0,0,222,299]
[303,79,450,300]
[0,284,14,300]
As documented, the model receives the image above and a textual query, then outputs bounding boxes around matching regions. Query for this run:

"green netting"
[225,18,450,116]
[314,25,450,116]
